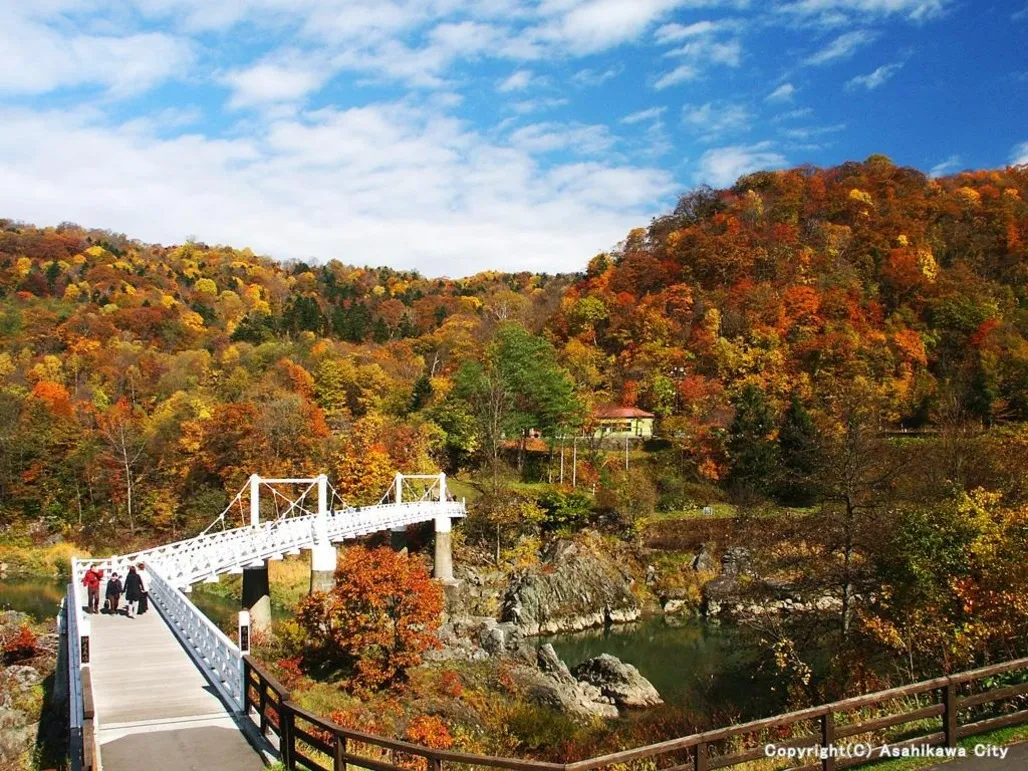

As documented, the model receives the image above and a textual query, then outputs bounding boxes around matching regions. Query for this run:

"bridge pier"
[390,525,408,553]
[434,514,454,582]
[241,564,271,635]
[310,543,337,593]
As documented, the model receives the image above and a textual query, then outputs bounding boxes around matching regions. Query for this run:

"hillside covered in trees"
[1,155,1027,544]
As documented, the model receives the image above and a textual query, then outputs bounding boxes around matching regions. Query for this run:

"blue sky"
[1,1,1026,276]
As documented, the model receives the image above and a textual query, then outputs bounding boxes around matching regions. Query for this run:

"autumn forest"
[3,156,1028,713]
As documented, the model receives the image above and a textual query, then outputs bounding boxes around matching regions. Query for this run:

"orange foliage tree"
[295,546,444,694]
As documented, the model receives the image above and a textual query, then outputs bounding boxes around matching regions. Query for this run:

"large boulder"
[572,654,663,708]
[502,539,640,635]
[514,645,618,720]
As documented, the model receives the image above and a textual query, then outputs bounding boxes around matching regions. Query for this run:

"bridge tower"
[242,474,272,633]
[310,474,338,593]
[388,472,456,581]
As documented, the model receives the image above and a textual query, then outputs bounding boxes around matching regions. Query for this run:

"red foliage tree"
[295,546,444,694]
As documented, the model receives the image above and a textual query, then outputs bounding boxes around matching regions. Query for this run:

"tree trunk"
[123,455,135,536]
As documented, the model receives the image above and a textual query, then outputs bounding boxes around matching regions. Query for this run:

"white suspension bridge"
[61,471,465,771]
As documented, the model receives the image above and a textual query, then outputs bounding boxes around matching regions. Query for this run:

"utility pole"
[572,437,578,489]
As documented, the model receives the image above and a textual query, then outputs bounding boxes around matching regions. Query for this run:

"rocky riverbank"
[0,611,63,769]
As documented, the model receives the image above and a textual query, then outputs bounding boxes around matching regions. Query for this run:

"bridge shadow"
[34,668,69,771]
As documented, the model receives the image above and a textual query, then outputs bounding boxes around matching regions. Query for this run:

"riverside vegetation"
[1,156,1028,763]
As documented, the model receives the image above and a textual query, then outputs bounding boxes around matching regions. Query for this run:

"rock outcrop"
[572,654,663,708]
[502,539,640,635]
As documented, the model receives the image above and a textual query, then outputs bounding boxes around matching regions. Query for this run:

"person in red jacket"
[82,566,103,614]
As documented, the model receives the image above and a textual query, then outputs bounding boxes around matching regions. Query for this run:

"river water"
[544,616,785,720]
[0,577,785,719]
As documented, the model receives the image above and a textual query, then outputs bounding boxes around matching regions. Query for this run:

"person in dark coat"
[123,565,143,618]
[136,563,149,614]
[106,572,123,614]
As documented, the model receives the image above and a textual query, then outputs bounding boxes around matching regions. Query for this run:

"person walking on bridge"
[136,563,149,614]
[82,565,103,614]
[124,565,143,618]
[106,572,123,615]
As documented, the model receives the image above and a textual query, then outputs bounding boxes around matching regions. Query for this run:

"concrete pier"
[434,514,454,581]
[241,564,271,634]
[310,543,337,593]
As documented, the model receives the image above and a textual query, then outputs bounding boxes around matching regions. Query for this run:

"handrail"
[242,654,1028,771]
[147,562,245,709]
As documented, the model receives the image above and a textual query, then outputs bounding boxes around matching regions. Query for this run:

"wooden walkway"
[89,606,265,770]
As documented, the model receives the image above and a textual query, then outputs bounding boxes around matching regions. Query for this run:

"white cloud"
[682,102,753,141]
[773,107,815,121]
[664,38,743,66]
[0,10,194,96]
[928,155,961,177]
[1012,142,1028,166]
[846,62,903,90]
[696,142,788,186]
[780,123,846,143]
[622,107,667,124]
[508,97,569,114]
[221,62,327,107]
[527,0,688,56]
[0,104,675,276]
[653,64,699,89]
[654,20,720,44]
[778,0,949,23]
[508,122,616,155]
[498,69,536,92]
[766,83,797,102]
[804,30,876,65]
[570,66,622,87]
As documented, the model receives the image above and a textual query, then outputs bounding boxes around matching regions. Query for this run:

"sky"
[0,1,1026,277]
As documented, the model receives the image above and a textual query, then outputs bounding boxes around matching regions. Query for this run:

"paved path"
[928,742,1028,770]
[89,605,265,770]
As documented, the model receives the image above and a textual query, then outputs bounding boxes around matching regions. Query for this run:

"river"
[544,615,787,720]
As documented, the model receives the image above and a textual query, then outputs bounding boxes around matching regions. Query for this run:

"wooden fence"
[242,655,1028,771]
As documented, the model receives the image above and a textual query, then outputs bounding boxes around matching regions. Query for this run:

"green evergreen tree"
[726,383,779,499]
[777,393,818,506]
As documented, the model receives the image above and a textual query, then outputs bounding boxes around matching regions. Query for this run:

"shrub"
[295,546,444,694]
[403,715,454,749]
[537,490,592,531]
[3,624,40,663]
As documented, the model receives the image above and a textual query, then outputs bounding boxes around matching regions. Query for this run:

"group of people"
[81,564,149,618]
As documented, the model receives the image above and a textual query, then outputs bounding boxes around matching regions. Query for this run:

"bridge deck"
[89,606,264,771]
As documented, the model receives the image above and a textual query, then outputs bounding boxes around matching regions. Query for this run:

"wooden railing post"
[280,701,295,770]
[259,684,268,735]
[334,734,347,771]
[694,741,708,771]
[242,658,251,715]
[821,712,835,771]
[428,756,442,771]
[943,682,958,747]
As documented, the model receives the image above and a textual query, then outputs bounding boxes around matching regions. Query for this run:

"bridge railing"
[241,654,1028,771]
[72,500,466,589]
[147,562,244,710]
[63,580,97,771]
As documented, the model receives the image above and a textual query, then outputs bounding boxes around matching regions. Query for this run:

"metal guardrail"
[242,655,1028,771]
